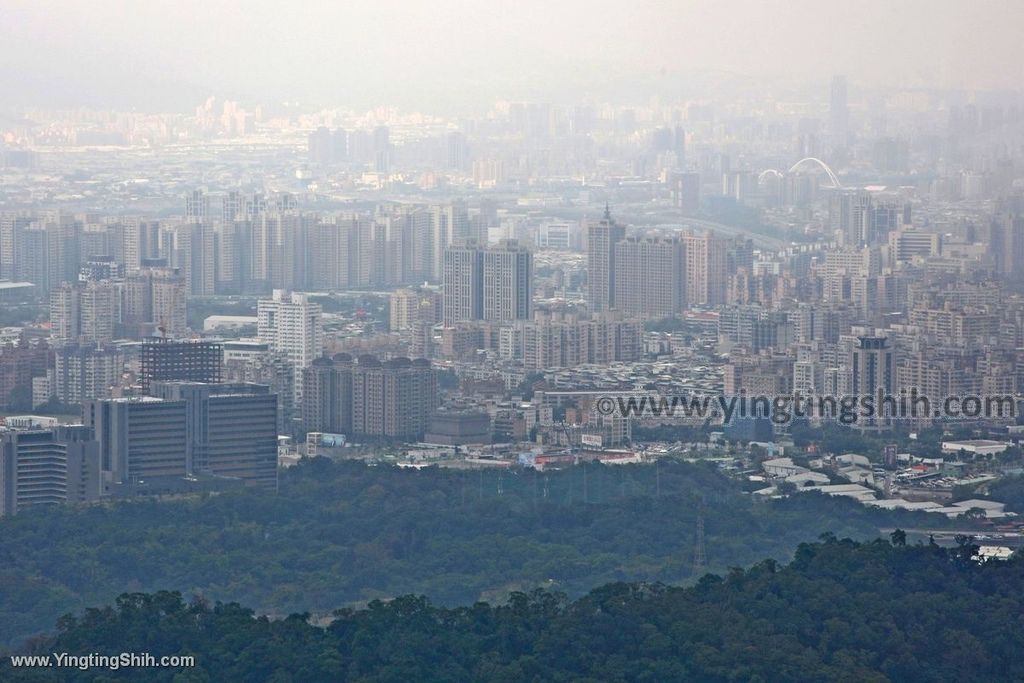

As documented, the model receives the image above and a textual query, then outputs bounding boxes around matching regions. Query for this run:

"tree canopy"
[4,537,1021,682]
[0,458,954,649]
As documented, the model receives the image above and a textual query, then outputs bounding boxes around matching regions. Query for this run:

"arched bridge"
[758,158,842,188]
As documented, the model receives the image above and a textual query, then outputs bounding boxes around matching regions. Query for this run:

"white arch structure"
[758,158,842,188]
[787,157,841,188]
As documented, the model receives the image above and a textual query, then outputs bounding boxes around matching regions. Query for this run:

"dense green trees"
[5,538,1021,682]
[0,458,952,649]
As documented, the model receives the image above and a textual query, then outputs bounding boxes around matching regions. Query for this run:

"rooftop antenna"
[603,202,612,220]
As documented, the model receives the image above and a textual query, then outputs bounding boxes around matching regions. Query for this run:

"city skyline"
[3,5,1024,679]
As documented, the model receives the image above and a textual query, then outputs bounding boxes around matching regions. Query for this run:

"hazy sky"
[3,0,1023,111]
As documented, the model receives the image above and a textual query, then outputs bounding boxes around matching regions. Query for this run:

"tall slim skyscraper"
[830,75,849,143]
[587,206,625,312]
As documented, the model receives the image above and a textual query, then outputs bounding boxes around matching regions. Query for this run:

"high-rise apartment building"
[246,211,301,291]
[50,281,117,346]
[0,213,31,280]
[520,316,643,370]
[350,356,436,440]
[667,172,701,213]
[185,189,209,222]
[13,225,49,289]
[307,216,372,289]
[44,214,82,293]
[258,290,323,405]
[442,242,485,326]
[443,240,533,326]
[54,344,122,404]
[614,235,686,319]
[431,201,471,279]
[849,335,895,396]
[308,127,335,165]
[0,338,52,411]
[162,221,216,296]
[301,355,353,436]
[302,354,436,441]
[683,230,728,306]
[123,262,186,337]
[483,239,533,323]
[118,217,161,272]
[447,131,468,171]
[830,191,911,246]
[989,213,1024,280]
[390,288,443,332]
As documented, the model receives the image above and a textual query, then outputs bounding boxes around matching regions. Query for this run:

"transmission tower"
[693,508,707,575]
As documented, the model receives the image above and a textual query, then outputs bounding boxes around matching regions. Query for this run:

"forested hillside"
[5,537,1020,682]
[0,458,952,647]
